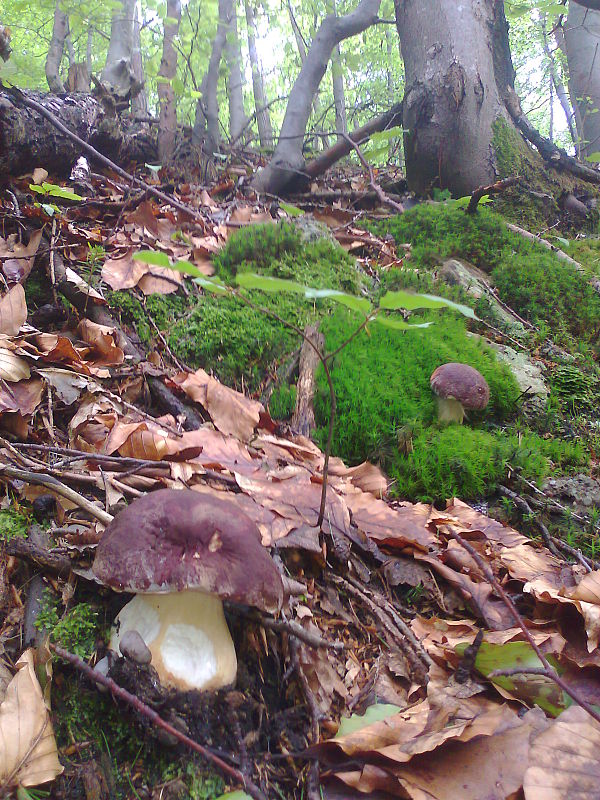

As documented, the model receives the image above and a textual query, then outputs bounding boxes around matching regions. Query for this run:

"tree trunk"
[132,4,148,117]
[158,0,181,162]
[45,0,69,93]
[540,15,577,147]
[564,3,600,158]
[193,0,234,153]
[395,0,520,196]
[0,90,157,176]
[226,1,247,142]
[328,0,347,142]
[100,0,138,101]
[244,0,273,148]
[253,0,382,195]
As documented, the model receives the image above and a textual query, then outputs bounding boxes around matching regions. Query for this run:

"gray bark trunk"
[45,0,68,93]
[193,0,234,153]
[158,0,181,161]
[395,0,515,196]
[100,0,138,101]
[244,0,273,148]
[253,0,382,194]
[540,15,577,147]
[226,1,247,142]
[564,3,600,158]
[329,0,347,142]
[132,3,148,116]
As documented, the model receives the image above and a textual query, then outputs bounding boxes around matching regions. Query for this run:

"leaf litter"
[0,167,598,800]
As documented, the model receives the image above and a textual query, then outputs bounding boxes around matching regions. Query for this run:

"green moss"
[0,508,28,541]
[569,237,600,276]
[35,591,98,659]
[372,204,600,346]
[269,383,297,419]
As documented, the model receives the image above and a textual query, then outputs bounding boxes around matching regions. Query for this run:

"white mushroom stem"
[436,396,466,424]
[109,591,237,691]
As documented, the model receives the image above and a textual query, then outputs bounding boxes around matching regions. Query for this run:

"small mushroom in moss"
[93,489,283,692]
[430,363,490,424]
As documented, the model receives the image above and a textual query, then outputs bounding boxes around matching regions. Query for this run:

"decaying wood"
[292,325,324,437]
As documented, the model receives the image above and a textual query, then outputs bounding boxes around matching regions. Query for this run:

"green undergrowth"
[35,590,99,659]
[0,507,28,541]
[370,204,600,349]
[110,222,366,391]
[305,308,586,502]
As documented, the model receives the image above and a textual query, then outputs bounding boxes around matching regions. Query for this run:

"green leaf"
[234,273,307,294]
[372,315,433,330]
[28,184,46,195]
[455,640,568,716]
[47,186,83,201]
[279,201,304,217]
[378,290,476,319]
[133,250,171,267]
[145,163,162,173]
[171,259,203,277]
[215,792,253,800]
[554,236,570,248]
[304,288,372,314]
[585,152,600,163]
[193,276,228,295]
[336,703,402,738]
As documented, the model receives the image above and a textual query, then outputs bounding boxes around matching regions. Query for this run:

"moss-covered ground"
[109,213,595,504]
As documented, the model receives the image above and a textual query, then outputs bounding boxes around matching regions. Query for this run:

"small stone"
[119,629,152,665]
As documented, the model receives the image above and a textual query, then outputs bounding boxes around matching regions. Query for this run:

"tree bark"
[395,0,518,196]
[226,0,247,142]
[253,0,382,195]
[100,0,139,101]
[132,4,148,117]
[46,0,69,93]
[158,0,181,162]
[244,0,273,148]
[292,325,324,437]
[564,3,600,158]
[193,0,234,153]
[329,0,347,142]
[540,15,577,147]
[0,90,157,176]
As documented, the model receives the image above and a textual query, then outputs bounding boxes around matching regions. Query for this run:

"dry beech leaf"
[0,284,27,336]
[0,649,63,789]
[524,705,600,800]
[101,251,148,290]
[1,230,43,283]
[0,349,31,382]
[77,319,124,367]
[118,428,170,460]
[37,368,90,405]
[0,378,44,415]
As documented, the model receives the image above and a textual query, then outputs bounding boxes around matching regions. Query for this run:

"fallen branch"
[466,176,520,214]
[50,644,268,800]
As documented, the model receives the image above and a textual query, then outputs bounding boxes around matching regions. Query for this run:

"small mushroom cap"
[93,489,283,614]
[430,363,490,410]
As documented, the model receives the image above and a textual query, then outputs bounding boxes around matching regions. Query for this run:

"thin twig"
[341,132,405,214]
[466,176,520,214]
[50,644,267,800]
[443,524,600,725]
[253,612,347,651]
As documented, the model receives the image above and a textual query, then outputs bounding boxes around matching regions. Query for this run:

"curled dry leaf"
[101,251,148,290]
[0,649,63,789]
[0,229,42,283]
[0,349,31,382]
[0,378,44,415]
[0,284,27,336]
[524,705,600,800]
[77,319,124,367]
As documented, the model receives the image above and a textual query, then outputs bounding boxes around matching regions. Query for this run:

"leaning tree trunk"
[564,2,600,158]
[226,0,247,142]
[395,0,518,196]
[540,14,577,147]
[328,0,347,142]
[193,0,234,153]
[253,0,382,194]
[157,0,181,162]
[244,0,273,148]
[100,0,139,101]
[0,90,157,176]
[46,0,69,93]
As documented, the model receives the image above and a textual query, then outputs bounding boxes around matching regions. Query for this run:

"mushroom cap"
[430,363,490,411]
[93,489,283,614]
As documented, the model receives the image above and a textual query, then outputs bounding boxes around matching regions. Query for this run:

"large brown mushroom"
[93,489,284,692]
[430,363,490,424]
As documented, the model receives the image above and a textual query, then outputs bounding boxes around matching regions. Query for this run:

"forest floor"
[1,157,600,800]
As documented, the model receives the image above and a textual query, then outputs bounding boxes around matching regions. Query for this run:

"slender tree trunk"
[132,3,148,116]
[395,0,517,196]
[46,0,69,93]
[564,3,600,158]
[193,0,234,153]
[244,0,273,148]
[86,28,93,75]
[539,15,577,147]
[100,0,138,101]
[158,0,181,161]
[328,0,347,142]
[226,1,247,142]
[253,0,382,194]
